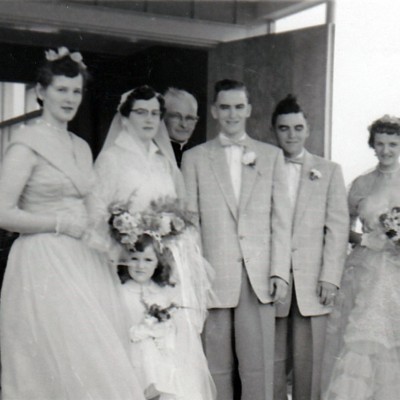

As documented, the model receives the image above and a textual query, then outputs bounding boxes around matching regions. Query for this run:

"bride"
[323,115,400,399]
[88,85,216,400]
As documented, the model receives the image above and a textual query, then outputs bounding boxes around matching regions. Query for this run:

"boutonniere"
[309,168,322,181]
[242,151,257,167]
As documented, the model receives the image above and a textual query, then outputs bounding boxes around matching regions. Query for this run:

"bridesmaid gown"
[323,168,400,400]
[0,124,145,400]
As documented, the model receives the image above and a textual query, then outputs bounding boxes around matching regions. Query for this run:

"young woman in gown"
[87,85,216,400]
[323,115,400,399]
[0,48,145,400]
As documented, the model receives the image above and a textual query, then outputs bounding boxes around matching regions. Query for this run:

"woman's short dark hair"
[368,115,400,148]
[36,53,89,106]
[119,85,165,118]
[118,234,175,287]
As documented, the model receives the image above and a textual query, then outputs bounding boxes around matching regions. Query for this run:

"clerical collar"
[170,138,188,150]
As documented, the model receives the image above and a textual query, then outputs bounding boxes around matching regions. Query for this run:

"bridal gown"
[323,168,400,400]
[0,125,145,400]
[92,130,216,400]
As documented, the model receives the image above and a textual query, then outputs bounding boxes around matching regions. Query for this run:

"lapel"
[238,137,260,213]
[208,138,238,221]
[13,126,89,196]
[293,150,318,230]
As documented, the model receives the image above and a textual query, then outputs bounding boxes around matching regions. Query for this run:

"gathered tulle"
[166,227,216,330]
[322,168,400,399]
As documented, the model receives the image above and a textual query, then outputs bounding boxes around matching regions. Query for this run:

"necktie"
[219,135,246,147]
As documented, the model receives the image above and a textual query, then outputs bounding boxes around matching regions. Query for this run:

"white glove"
[56,212,88,239]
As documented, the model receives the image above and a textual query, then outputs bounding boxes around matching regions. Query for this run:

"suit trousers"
[274,288,327,400]
[203,266,275,400]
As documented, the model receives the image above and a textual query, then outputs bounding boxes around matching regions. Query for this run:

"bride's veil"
[100,89,186,200]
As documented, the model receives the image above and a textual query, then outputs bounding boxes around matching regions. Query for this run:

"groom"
[181,79,292,400]
[271,95,349,400]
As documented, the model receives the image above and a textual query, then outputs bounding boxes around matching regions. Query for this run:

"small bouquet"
[108,196,195,251]
[144,302,179,324]
[130,304,178,348]
[130,298,179,347]
[379,206,400,246]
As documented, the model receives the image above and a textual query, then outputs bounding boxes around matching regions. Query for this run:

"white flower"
[242,151,257,166]
[309,168,322,181]
[158,214,172,236]
[44,47,86,69]
[113,212,139,233]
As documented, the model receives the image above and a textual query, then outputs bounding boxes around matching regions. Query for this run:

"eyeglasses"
[167,112,199,124]
[130,109,162,117]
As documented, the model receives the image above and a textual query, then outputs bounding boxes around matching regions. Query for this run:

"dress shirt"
[284,150,304,213]
[219,132,246,203]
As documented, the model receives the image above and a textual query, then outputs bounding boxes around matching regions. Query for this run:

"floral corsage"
[309,168,322,181]
[242,151,257,167]
[379,206,400,246]
[360,207,400,251]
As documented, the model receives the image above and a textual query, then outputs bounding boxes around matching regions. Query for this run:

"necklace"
[36,118,68,134]
[37,118,76,162]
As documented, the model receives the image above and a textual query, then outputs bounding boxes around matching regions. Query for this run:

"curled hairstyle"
[118,234,175,287]
[368,115,400,148]
[213,79,250,103]
[36,54,89,106]
[119,85,166,118]
[271,94,306,127]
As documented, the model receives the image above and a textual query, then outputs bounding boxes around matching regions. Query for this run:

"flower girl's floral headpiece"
[45,46,87,69]
[108,196,195,252]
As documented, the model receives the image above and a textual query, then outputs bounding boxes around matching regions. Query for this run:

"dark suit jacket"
[170,140,191,168]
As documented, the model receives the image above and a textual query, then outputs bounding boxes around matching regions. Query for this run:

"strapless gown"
[0,126,145,400]
[323,169,400,400]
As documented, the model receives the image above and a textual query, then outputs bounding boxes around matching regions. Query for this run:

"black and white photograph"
[0,1,399,399]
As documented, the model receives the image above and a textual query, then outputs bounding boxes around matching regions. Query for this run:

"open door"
[207,24,334,157]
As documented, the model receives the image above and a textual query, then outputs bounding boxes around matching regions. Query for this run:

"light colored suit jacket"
[276,150,349,318]
[181,136,292,308]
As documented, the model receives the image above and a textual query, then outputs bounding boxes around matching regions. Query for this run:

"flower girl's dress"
[323,168,400,399]
[121,280,178,399]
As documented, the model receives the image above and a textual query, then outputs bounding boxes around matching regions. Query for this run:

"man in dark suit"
[164,87,199,167]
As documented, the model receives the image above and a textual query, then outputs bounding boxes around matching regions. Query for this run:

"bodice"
[349,168,400,233]
[121,280,177,327]
[9,123,94,216]
[20,156,87,215]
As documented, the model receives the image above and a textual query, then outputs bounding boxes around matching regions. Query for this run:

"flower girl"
[118,234,179,399]
[114,210,217,400]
